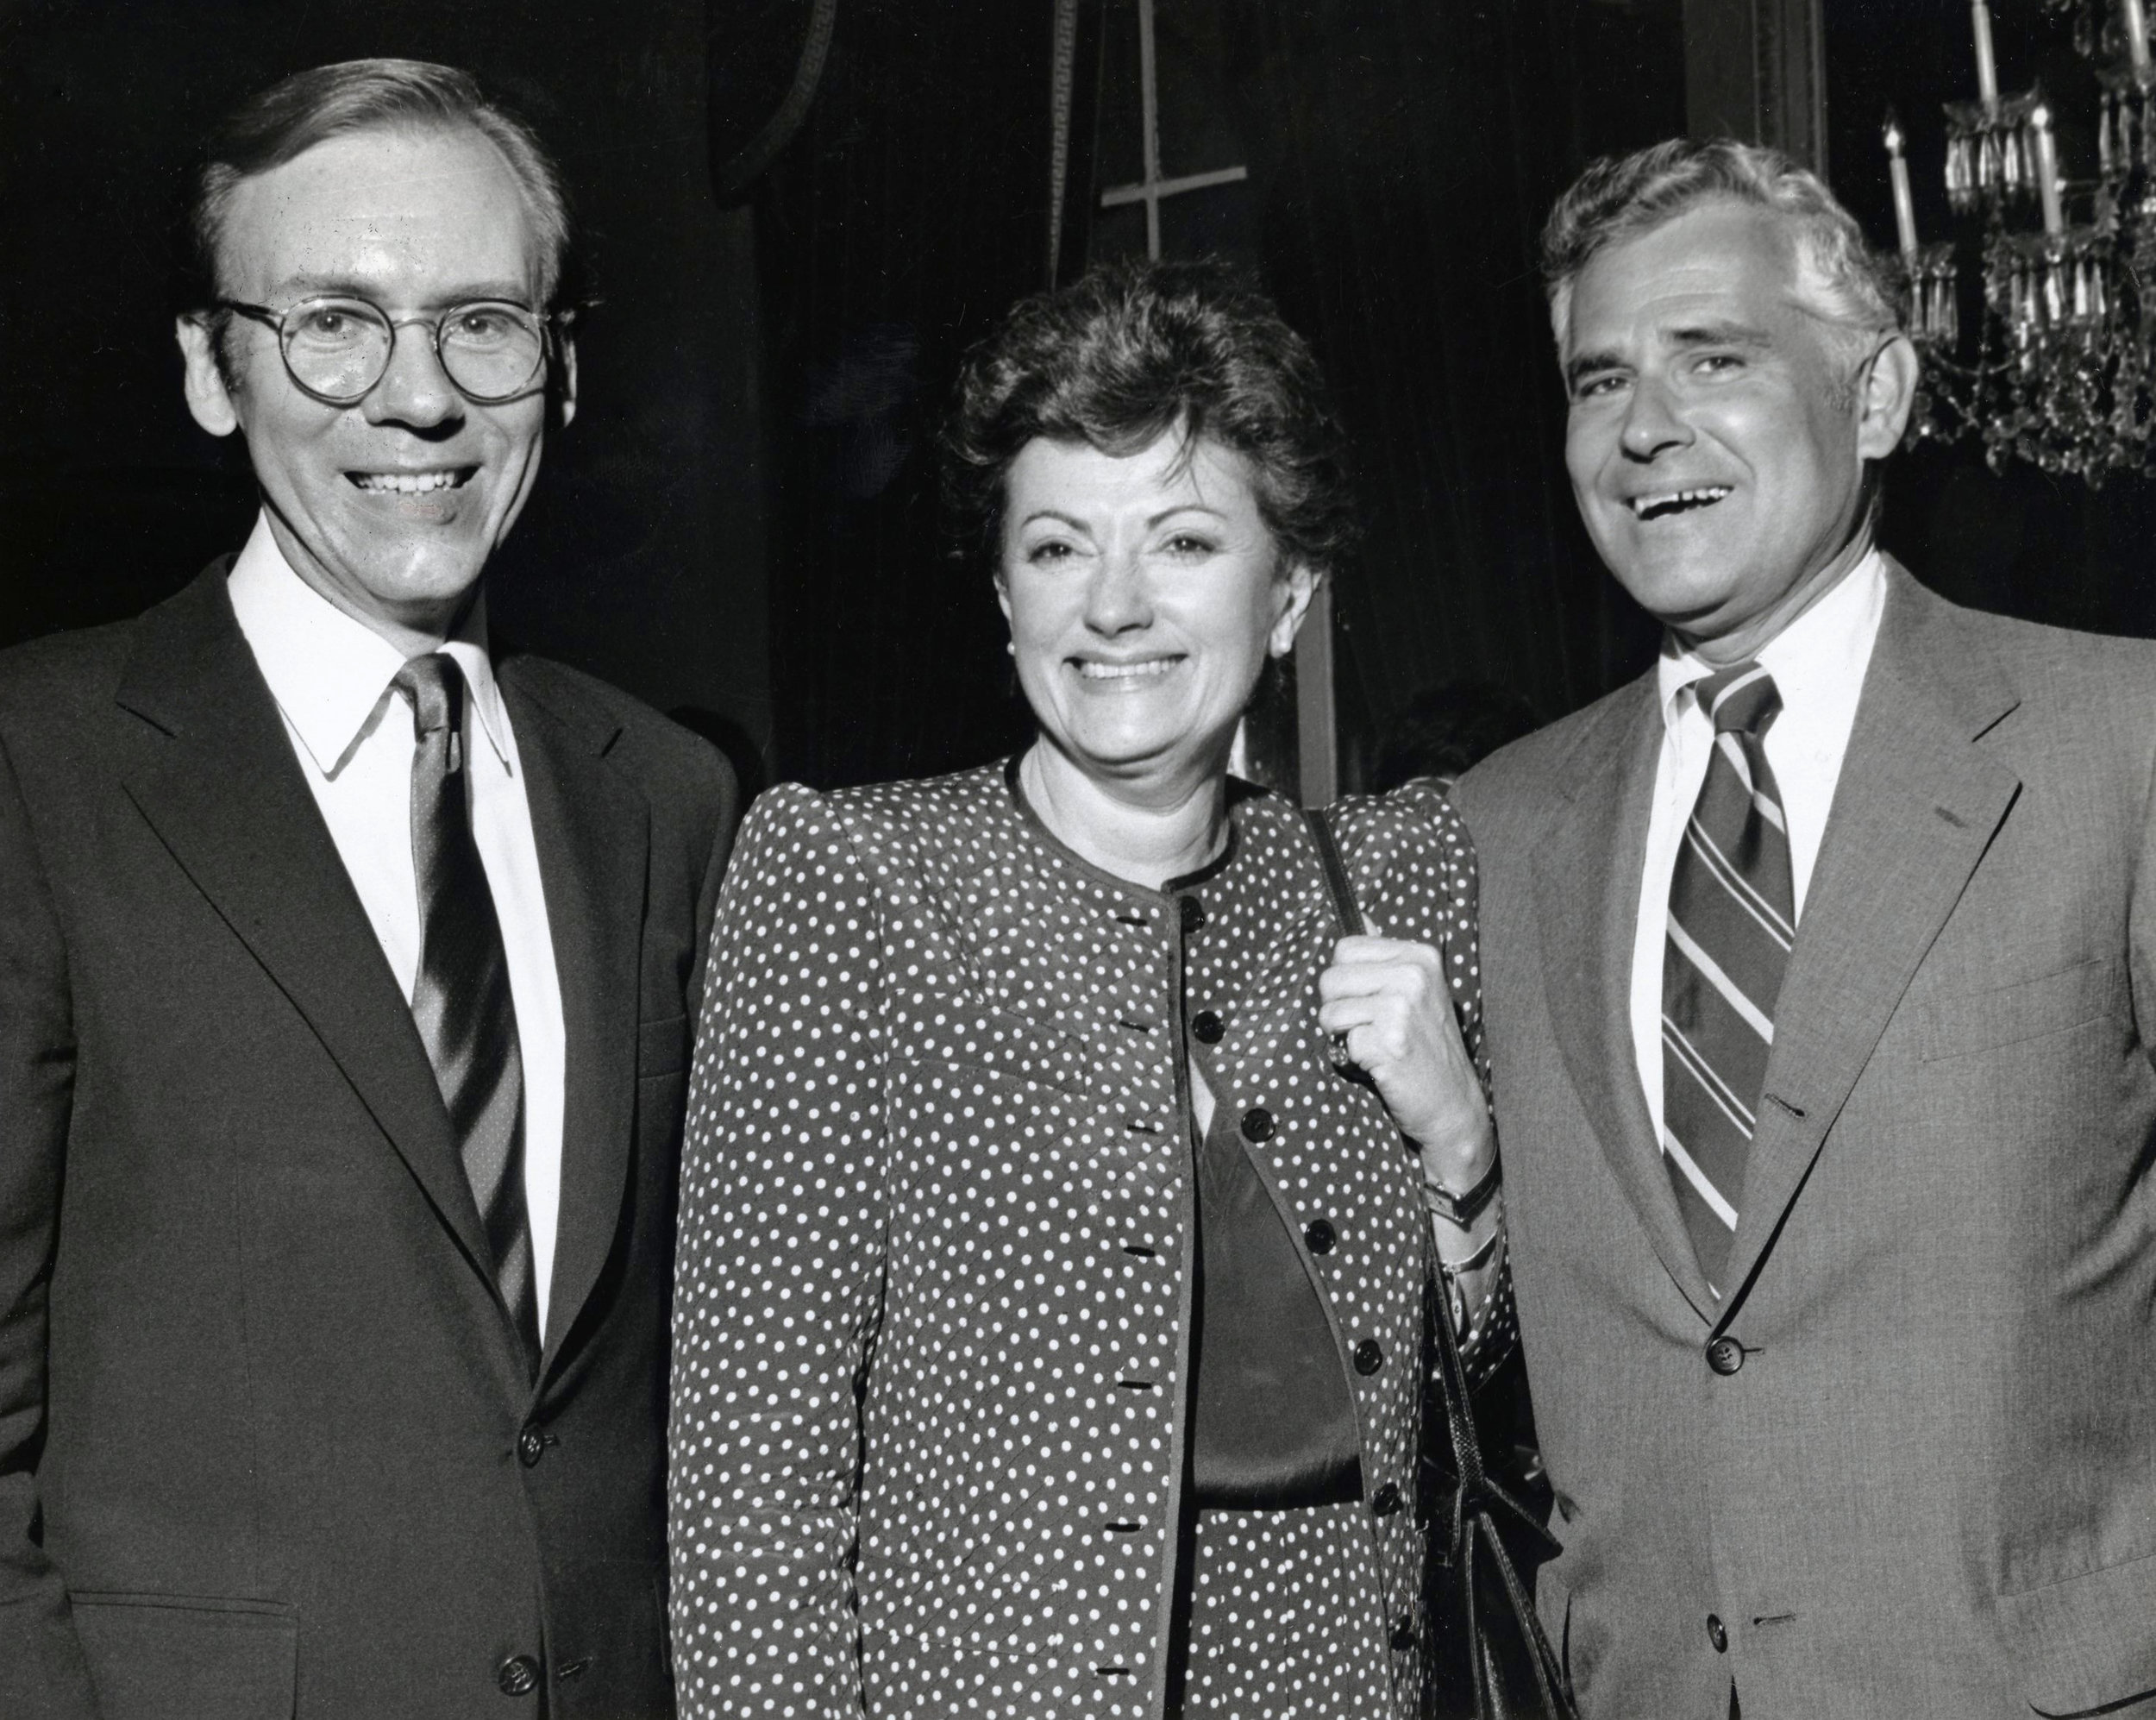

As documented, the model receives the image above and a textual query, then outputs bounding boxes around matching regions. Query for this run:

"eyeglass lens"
[281,299,546,402]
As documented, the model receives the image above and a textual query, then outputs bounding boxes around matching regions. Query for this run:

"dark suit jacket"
[1451,563,2156,1720]
[0,567,736,1720]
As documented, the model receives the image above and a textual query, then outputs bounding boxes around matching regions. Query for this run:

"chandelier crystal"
[1890,0,2156,485]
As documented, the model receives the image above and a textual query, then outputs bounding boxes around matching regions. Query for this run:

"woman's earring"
[1006,641,1016,658]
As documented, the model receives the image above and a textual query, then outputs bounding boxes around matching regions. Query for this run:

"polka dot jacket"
[667,763,1489,1718]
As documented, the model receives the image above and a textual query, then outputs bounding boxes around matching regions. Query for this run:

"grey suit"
[1451,562,2156,1720]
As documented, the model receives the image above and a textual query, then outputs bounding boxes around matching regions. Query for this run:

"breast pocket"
[906,1008,1089,1094]
[1912,958,2125,1063]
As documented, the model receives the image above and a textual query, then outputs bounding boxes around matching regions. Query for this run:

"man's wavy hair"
[179,58,576,371]
[941,258,1357,583]
[1541,138,1902,397]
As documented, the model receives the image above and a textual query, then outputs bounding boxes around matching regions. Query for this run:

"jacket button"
[1706,1337,1744,1376]
[1191,1009,1224,1044]
[1179,895,1206,934]
[1353,1338,1385,1376]
[517,1428,545,1467]
[497,1655,541,1697]
[1389,1615,1415,1651]
[1303,1218,1335,1255]
[1239,1108,1275,1143]
[1369,1482,1401,1517]
[1708,1613,1728,1654]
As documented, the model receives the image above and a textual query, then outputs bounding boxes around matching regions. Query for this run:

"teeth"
[1077,658,1177,681]
[351,470,464,494]
[1629,486,1731,518]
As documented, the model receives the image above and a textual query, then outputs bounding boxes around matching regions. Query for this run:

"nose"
[1618,373,1691,461]
[1082,543,1155,636]
[363,319,464,430]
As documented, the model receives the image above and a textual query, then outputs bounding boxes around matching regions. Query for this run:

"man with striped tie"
[0,62,734,1720]
[1451,139,2156,1720]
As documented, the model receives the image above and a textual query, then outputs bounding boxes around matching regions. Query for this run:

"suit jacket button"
[1369,1482,1401,1517]
[517,1428,546,1468]
[1389,1615,1415,1652]
[1179,895,1206,934]
[1191,1009,1224,1044]
[498,1655,542,1697]
[1354,1338,1385,1376]
[1303,1218,1335,1255]
[1706,1337,1744,1376]
[1708,1614,1729,1654]
[1239,1107,1275,1143]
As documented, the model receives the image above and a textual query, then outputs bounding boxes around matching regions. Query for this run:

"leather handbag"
[1301,807,1579,1720]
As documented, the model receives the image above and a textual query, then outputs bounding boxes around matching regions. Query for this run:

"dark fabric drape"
[756,0,1060,789]
[1224,0,1683,777]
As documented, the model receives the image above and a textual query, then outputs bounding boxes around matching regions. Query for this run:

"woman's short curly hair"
[942,258,1357,581]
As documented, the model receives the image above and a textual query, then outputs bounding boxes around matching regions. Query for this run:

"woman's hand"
[1317,925,1493,1190]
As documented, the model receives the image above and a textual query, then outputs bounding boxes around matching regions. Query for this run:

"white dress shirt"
[1630,548,1887,1143]
[228,514,567,1328]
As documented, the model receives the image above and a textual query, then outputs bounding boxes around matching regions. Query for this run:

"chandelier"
[1886,0,2156,483]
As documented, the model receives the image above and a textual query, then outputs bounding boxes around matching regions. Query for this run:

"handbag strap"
[1300,805,1369,938]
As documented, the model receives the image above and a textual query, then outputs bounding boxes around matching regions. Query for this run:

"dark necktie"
[1661,661,1795,1296]
[394,653,541,1370]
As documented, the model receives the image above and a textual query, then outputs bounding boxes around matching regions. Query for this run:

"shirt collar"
[1655,545,1886,734]
[226,511,512,776]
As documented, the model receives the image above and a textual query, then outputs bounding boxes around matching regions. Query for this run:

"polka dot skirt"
[667,763,1494,1718]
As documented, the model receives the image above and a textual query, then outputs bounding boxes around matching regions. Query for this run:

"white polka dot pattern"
[667,764,1487,1718]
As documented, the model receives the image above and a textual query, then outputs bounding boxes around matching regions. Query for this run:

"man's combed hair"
[942,258,1357,581]
[1540,138,1901,365]
[179,58,576,313]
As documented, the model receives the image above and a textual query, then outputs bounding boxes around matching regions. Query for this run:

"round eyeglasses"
[217,295,567,405]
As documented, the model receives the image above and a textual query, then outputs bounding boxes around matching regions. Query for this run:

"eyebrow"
[265,274,538,307]
[1016,504,1229,531]
[1563,319,1775,391]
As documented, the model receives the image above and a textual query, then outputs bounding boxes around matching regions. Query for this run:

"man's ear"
[1269,560,1319,659]
[1855,331,1920,461]
[554,328,578,430]
[175,315,240,437]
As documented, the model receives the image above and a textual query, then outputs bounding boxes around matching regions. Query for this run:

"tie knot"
[1695,661,1780,739]
[393,652,466,739]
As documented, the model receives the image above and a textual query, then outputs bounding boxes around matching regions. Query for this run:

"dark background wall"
[7,1,2151,798]
[0,0,770,777]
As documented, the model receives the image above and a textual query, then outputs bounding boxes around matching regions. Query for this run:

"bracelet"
[1434,1208,1503,1280]
[1421,1147,1501,1228]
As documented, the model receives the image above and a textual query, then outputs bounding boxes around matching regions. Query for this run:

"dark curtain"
[755,0,1059,789]
[1827,0,2156,637]
[1225,0,1685,775]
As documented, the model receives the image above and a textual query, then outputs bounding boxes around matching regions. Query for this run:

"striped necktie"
[1661,660,1794,1296]
[394,653,541,1372]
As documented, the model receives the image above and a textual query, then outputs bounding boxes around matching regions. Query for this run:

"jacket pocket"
[1996,1544,2156,1716]
[71,1592,296,1720]
[907,1008,1088,1094]
[1913,958,2123,1062]
[639,1012,690,1079]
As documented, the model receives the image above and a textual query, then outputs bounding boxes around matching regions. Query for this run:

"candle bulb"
[1972,0,2000,108]
[2033,103,2065,235]
[1885,117,1920,260]
[2129,0,2153,78]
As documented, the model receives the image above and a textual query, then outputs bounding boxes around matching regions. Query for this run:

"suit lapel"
[113,569,498,1284]
[1532,677,1720,1320]
[1715,563,2023,1318]
[500,664,647,1370]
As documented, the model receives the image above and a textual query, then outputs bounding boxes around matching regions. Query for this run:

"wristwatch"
[1421,1149,1501,1228]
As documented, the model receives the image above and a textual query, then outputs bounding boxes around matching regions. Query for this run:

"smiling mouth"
[346,468,477,495]
[1627,486,1731,521]
[1074,656,1182,682]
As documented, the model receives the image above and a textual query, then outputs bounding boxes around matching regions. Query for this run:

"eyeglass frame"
[212,293,578,406]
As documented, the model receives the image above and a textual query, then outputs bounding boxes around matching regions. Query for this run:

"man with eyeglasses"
[0,60,735,1720]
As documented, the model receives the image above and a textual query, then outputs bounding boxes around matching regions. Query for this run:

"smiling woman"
[667,260,1512,1720]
